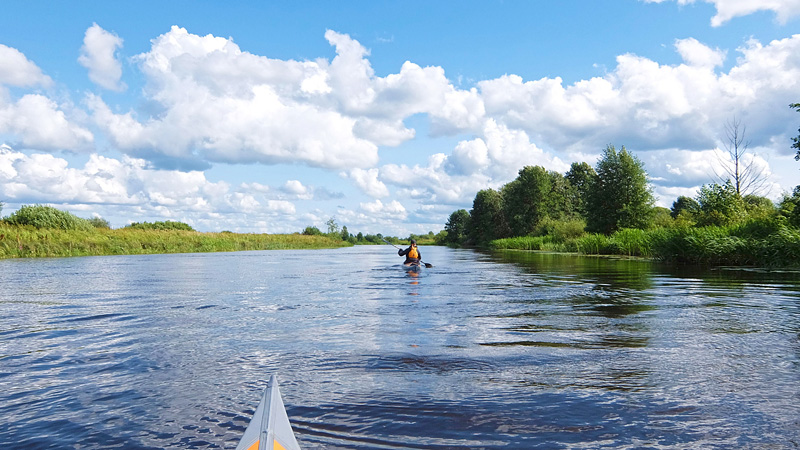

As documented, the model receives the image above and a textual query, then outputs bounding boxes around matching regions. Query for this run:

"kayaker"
[398,239,421,265]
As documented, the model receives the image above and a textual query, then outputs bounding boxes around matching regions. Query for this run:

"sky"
[1,0,799,236]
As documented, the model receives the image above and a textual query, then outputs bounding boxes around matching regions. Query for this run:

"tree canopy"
[586,145,655,234]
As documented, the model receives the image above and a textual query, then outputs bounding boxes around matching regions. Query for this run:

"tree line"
[440,143,800,255]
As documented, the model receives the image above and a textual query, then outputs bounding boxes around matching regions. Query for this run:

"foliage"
[671,196,700,219]
[124,221,195,231]
[651,207,674,229]
[565,161,597,219]
[326,217,339,235]
[87,216,111,229]
[502,166,574,236]
[0,223,350,259]
[4,205,94,231]
[302,226,323,236]
[695,180,746,226]
[532,217,586,242]
[469,188,509,246]
[779,185,800,228]
[443,209,470,245]
[586,145,655,233]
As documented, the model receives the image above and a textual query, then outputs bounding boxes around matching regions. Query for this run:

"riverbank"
[488,220,800,267]
[0,224,350,259]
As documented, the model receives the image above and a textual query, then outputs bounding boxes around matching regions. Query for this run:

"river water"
[1,246,799,449]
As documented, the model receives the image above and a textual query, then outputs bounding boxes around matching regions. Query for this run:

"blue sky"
[1,1,799,235]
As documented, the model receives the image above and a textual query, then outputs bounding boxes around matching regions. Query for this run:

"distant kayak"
[236,374,301,450]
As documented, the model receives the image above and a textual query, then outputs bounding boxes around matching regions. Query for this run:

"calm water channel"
[1,246,799,449]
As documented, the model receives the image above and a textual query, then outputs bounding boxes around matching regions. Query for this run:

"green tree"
[779,186,800,228]
[443,209,470,245]
[586,145,655,234]
[326,218,339,234]
[302,226,323,235]
[87,216,111,229]
[742,194,776,220]
[468,188,509,246]
[695,180,746,226]
[792,103,800,162]
[341,225,350,241]
[670,196,700,219]
[565,162,597,219]
[502,166,572,236]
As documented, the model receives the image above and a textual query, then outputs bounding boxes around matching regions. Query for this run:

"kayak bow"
[236,374,302,450]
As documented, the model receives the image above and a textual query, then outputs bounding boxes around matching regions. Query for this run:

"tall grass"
[489,218,800,267]
[0,224,350,259]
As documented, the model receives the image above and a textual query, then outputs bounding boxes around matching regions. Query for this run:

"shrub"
[302,226,323,236]
[87,216,111,229]
[532,217,586,243]
[5,205,93,231]
[125,221,195,231]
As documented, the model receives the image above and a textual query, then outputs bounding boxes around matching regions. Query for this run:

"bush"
[302,226,323,236]
[124,221,195,231]
[4,205,93,231]
[532,217,586,243]
[87,216,111,229]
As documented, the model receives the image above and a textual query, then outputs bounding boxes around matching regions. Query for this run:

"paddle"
[381,238,433,268]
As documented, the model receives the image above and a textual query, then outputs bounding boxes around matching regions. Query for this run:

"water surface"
[1,246,799,449]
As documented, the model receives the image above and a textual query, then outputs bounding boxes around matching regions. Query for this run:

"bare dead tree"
[714,116,769,196]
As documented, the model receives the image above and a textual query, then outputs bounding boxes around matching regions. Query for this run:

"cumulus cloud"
[0,94,94,151]
[79,23,127,91]
[280,180,314,200]
[478,34,800,155]
[675,37,726,68]
[0,44,52,87]
[342,168,389,198]
[642,0,800,26]
[0,145,302,229]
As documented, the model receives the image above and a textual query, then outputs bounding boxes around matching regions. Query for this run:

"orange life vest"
[408,247,419,259]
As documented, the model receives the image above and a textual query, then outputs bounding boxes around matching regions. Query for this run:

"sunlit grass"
[0,224,350,259]
[489,219,800,267]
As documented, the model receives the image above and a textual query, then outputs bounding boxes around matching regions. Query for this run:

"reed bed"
[490,219,800,267]
[0,224,350,259]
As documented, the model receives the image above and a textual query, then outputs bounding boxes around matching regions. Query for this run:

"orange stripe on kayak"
[246,440,287,450]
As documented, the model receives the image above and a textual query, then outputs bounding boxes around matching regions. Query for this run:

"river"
[1,246,799,449]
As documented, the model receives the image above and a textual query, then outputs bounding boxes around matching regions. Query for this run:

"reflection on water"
[1,247,799,449]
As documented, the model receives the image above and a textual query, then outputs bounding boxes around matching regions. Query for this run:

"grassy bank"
[489,220,800,267]
[0,224,350,259]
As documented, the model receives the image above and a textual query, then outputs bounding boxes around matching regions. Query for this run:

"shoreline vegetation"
[0,224,352,259]
[0,205,437,259]
[438,145,800,268]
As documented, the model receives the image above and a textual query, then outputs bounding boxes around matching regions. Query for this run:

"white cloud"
[359,199,407,219]
[642,0,800,26]
[0,145,305,229]
[87,26,380,170]
[0,44,52,87]
[281,180,314,200]
[0,94,94,151]
[342,168,389,198]
[675,38,726,68]
[79,23,126,92]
